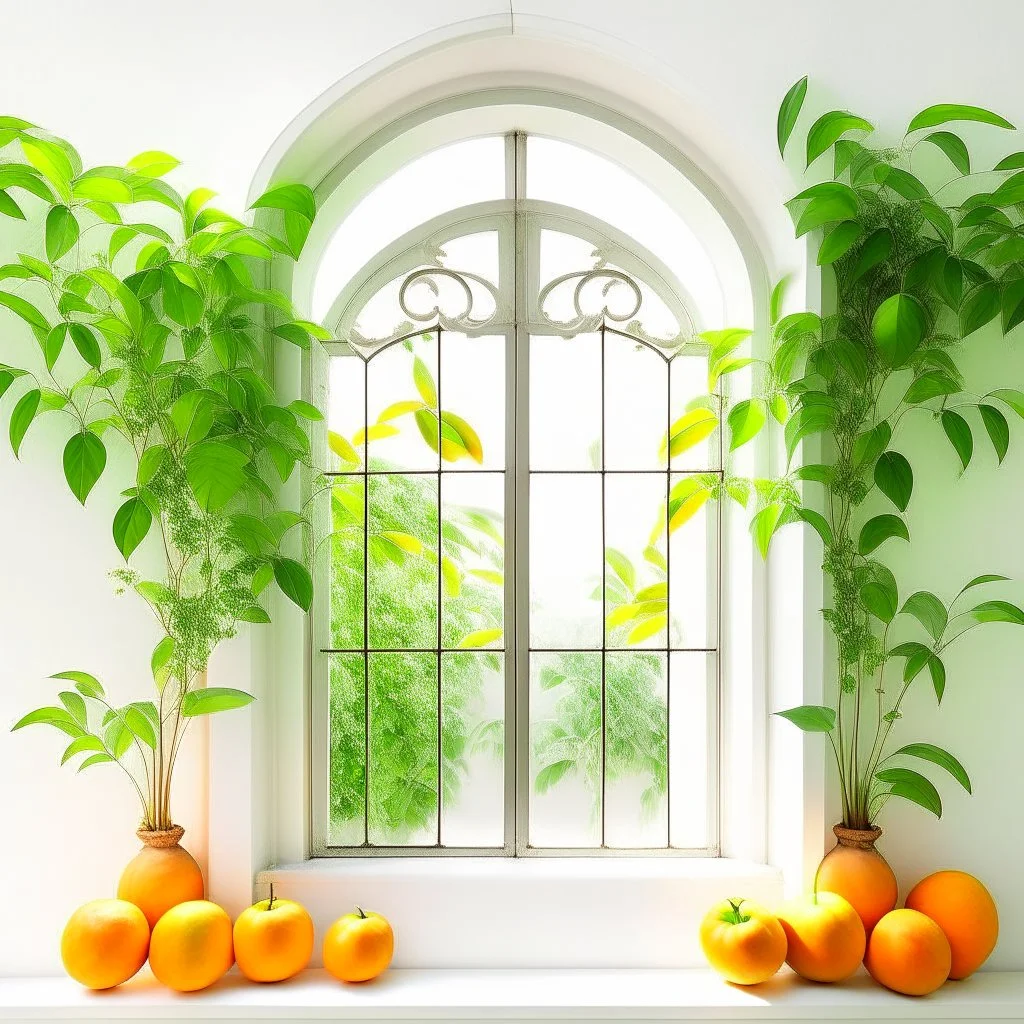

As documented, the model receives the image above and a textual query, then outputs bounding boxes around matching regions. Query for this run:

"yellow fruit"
[233,886,315,983]
[777,891,866,983]
[61,899,150,990]
[149,900,234,992]
[699,898,787,985]
[117,842,205,928]
[905,870,998,979]
[323,907,394,983]
[866,908,951,996]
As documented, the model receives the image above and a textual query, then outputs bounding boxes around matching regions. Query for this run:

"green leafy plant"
[761,81,1024,827]
[1,115,324,831]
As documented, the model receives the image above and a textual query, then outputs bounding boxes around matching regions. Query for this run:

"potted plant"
[0,114,324,920]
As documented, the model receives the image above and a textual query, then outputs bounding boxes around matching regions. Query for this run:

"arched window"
[309,120,750,856]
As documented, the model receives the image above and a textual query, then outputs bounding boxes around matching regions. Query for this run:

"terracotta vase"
[816,824,898,934]
[117,825,205,928]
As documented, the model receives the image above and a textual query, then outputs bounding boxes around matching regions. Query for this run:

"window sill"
[1,968,1020,1022]
[261,858,784,968]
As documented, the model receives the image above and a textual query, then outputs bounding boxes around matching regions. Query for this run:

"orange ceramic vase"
[816,824,898,934]
[117,825,205,929]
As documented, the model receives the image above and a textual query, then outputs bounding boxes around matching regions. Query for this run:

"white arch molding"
[205,19,825,967]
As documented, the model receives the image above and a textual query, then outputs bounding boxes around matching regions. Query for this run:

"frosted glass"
[604,332,668,471]
[529,651,601,848]
[669,652,714,849]
[329,477,365,650]
[668,474,715,650]
[669,355,719,472]
[439,333,505,472]
[328,654,366,846]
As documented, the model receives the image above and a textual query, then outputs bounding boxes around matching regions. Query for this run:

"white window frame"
[309,130,724,857]
[205,26,825,966]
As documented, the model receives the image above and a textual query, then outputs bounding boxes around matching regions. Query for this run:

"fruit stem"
[355,906,367,919]
[268,882,276,912]
[719,898,751,925]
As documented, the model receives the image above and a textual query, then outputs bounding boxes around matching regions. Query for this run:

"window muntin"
[313,132,721,855]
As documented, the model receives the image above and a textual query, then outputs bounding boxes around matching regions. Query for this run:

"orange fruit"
[323,907,394,983]
[148,900,234,992]
[699,898,787,985]
[61,899,150,990]
[816,842,898,933]
[776,891,866,982]
[234,887,315,983]
[866,908,951,996]
[905,870,998,979]
[118,843,205,928]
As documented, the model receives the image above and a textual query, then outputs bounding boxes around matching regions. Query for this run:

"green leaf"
[11,706,82,737]
[875,165,930,200]
[990,388,1024,418]
[794,189,859,236]
[793,506,832,546]
[127,150,180,177]
[1001,279,1024,334]
[777,76,808,156]
[412,356,438,407]
[21,137,74,195]
[921,131,971,175]
[184,441,249,511]
[605,548,636,591]
[817,221,861,265]
[251,183,316,223]
[151,637,175,686]
[664,408,717,457]
[51,670,104,699]
[750,502,787,559]
[288,399,323,421]
[0,189,25,220]
[181,687,256,717]
[872,293,927,366]
[775,705,836,732]
[960,282,1000,337]
[908,104,1014,134]
[458,628,503,649]
[893,743,971,793]
[853,421,891,467]
[858,514,909,555]
[0,291,50,331]
[849,228,893,284]
[806,111,873,167]
[44,324,66,372]
[860,581,898,624]
[63,432,106,504]
[878,768,943,817]
[238,606,272,624]
[58,691,88,728]
[874,451,913,512]
[271,556,313,612]
[61,735,106,764]
[112,497,152,559]
[941,409,973,471]
[979,404,1009,463]
[901,591,948,641]
[904,370,960,405]
[328,431,360,465]
[727,398,767,451]
[69,324,101,368]
[77,752,114,771]
[45,205,79,262]
[770,275,789,325]
[535,758,574,794]
[10,388,44,453]
[965,600,1024,626]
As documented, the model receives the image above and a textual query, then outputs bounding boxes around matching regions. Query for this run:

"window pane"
[441,652,505,847]
[330,477,365,650]
[441,472,504,650]
[604,333,668,471]
[314,137,506,320]
[366,333,440,472]
[604,473,668,650]
[327,355,365,472]
[668,473,716,650]
[368,651,439,846]
[529,473,602,649]
[530,333,602,470]
[669,652,715,849]
[367,474,438,650]
[669,354,719,472]
[439,332,505,472]
[605,651,668,849]
[328,653,366,846]
[529,651,601,848]
[526,136,724,326]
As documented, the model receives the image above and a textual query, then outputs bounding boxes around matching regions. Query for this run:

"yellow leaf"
[635,582,668,602]
[413,356,438,407]
[328,431,360,465]
[607,603,644,628]
[442,556,461,597]
[441,411,484,463]
[663,408,717,458]
[627,612,667,645]
[440,437,470,462]
[469,569,504,586]
[670,489,711,532]
[353,423,399,447]
[458,627,503,649]
[381,531,423,555]
[378,400,425,422]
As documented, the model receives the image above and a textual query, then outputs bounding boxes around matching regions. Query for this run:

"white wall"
[2,0,1023,974]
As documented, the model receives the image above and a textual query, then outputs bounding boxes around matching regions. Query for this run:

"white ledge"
[1,968,1021,1022]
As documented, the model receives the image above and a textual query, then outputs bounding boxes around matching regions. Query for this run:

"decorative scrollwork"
[536,253,689,352]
